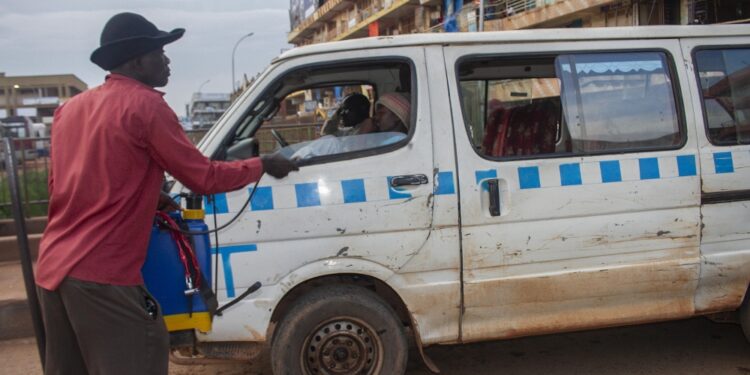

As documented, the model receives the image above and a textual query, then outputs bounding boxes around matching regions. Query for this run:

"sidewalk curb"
[0,234,41,263]
[0,299,33,341]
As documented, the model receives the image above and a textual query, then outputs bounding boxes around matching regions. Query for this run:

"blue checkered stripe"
[699,150,750,193]
[475,154,699,191]
[704,150,748,175]
[203,172,457,214]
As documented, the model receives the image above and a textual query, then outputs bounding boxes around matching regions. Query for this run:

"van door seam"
[440,45,466,343]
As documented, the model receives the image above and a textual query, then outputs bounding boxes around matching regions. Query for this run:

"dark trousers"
[37,278,169,375]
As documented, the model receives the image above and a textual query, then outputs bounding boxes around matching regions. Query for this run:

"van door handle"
[487,178,501,216]
[390,174,429,187]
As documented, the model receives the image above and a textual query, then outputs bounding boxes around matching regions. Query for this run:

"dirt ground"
[3,317,750,375]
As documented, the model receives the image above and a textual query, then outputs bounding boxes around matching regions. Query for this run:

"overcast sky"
[0,0,292,117]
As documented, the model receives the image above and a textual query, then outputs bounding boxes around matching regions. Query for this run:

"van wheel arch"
[268,274,412,338]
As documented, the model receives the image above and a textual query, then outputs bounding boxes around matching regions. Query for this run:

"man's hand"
[320,109,342,136]
[260,153,299,179]
[356,118,375,134]
[157,191,181,212]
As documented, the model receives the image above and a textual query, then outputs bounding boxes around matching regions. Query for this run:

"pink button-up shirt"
[36,74,263,290]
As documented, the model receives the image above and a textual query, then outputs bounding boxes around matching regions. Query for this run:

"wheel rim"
[302,317,382,375]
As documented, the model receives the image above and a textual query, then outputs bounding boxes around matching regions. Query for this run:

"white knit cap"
[376,92,410,128]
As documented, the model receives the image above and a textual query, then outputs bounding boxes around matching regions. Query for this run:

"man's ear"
[129,56,145,70]
[113,58,138,73]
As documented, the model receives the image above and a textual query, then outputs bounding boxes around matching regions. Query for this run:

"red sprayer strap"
[155,212,201,290]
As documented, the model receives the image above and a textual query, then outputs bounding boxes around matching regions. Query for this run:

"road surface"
[3,317,749,374]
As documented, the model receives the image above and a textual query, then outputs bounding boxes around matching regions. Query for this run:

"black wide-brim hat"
[90,12,185,70]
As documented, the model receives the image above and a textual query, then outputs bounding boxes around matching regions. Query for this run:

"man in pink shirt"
[35,12,297,375]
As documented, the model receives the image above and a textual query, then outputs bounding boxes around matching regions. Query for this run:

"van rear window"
[458,51,683,159]
[694,47,750,146]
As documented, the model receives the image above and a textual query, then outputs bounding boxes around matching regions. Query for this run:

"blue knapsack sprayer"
[140,185,264,336]
[142,193,217,333]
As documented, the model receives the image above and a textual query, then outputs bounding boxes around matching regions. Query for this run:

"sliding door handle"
[390,174,428,187]
[487,178,501,217]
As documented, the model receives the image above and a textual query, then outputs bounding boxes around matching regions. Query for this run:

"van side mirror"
[225,138,259,161]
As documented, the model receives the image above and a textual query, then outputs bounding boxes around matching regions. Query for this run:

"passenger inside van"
[371,92,410,134]
[291,92,410,160]
[320,93,372,136]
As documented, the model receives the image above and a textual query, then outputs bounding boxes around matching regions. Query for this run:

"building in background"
[288,0,748,46]
[0,73,87,125]
[189,92,231,129]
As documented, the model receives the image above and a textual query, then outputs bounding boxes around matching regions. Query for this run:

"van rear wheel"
[271,284,407,375]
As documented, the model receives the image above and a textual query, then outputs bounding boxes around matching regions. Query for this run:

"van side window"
[694,47,750,145]
[224,61,413,164]
[458,52,682,158]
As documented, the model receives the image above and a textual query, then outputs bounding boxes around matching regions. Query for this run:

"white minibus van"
[174,25,750,375]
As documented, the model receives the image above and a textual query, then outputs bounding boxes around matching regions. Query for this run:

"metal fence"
[0,137,52,219]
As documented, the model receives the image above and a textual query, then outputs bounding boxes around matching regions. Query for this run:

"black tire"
[741,291,750,342]
[271,284,408,375]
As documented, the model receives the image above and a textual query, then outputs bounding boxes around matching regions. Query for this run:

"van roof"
[277,25,750,62]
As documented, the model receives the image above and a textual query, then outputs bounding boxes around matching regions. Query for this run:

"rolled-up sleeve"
[143,99,263,195]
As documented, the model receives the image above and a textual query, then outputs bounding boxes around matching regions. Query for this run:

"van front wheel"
[271,284,408,375]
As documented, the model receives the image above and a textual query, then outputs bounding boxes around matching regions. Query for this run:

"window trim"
[691,44,750,147]
[216,56,418,166]
[454,48,688,162]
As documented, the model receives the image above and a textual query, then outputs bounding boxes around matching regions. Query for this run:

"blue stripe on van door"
[435,171,456,195]
[250,186,274,211]
[599,160,622,183]
[212,244,257,298]
[559,163,582,186]
[677,155,697,177]
[713,152,734,174]
[295,183,321,207]
[518,166,541,189]
[639,158,660,180]
[204,193,229,214]
[341,179,367,203]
